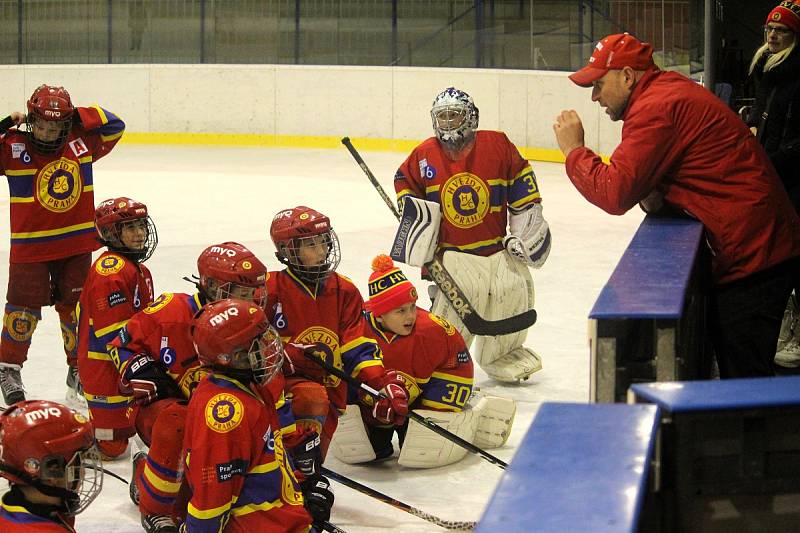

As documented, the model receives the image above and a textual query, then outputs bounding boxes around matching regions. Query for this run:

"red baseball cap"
[569,33,655,87]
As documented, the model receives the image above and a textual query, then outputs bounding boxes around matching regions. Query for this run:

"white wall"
[0,64,622,157]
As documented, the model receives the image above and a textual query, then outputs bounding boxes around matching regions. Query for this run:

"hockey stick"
[321,521,347,533]
[303,352,508,470]
[341,136,537,336]
[321,467,476,531]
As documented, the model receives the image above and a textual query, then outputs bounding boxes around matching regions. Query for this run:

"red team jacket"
[182,375,313,533]
[394,131,542,256]
[0,106,125,263]
[565,69,800,284]
[77,251,154,430]
[266,270,385,411]
[109,292,205,398]
[364,308,474,411]
[0,497,75,532]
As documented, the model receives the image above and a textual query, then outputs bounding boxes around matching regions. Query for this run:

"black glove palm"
[302,475,334,526]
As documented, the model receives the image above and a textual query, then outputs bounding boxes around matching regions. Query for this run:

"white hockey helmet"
[430,87,479,153]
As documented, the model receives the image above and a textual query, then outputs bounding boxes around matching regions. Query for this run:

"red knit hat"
[569,33,655,87]
[767,1,800,34]
[366,255,418,317]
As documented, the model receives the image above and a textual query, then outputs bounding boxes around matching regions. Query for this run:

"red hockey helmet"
[95,197,158,262]
[26,84,75,154]
[269,206,341,283]
[197,242,267,306]
[0,400,102,516]
[191,299,284,385]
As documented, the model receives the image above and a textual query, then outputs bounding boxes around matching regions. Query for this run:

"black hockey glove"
[120,353,180,405]
[302,475,334,526]
[288,429,323,478]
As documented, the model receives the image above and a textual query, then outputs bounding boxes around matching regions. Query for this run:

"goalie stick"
[341,136,537,336]
[322,467,476,531]
[303,351,508,470]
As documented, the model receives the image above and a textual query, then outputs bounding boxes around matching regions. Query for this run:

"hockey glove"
[284,342,328,382]
[366,370,409,426]
[302,475,334,527]
[285,427,323,478]
[119,353,180,405]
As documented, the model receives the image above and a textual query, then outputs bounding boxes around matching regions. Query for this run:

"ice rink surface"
[0,143,643,532]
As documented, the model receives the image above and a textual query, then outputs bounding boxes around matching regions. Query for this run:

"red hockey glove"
[283,343,327,382]
[369,370,409,426]
[119,353,180,405]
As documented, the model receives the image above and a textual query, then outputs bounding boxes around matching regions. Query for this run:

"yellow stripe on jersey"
[351,359,384,377]
[396,188,415,199]
[92,105,109,125]
[438,236,503,251]
[420,399,462,411]
[11,221,95,239]
[79,156,93,164]
[95,319,129,338]
[5,169,37,176]
[187,498,236,520]
[83,392,131,404]
[230,498,286,517]
[102,130,124,143]
[9,197,35,203]
[143,463,182,493]
[247,461,280,475]
[88,350,113,361]
[430,371,473,385]
[340,337,378,356]
[424,183,441,195]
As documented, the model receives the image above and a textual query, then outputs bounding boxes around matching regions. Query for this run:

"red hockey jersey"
[182,374,313,533]
[364,308,474,411]
[108,292,204,397]
[266,270,384,410]
[0,496,75,532]
[77,251,154,429]
[394,130,541,256]
[0,106,125,263]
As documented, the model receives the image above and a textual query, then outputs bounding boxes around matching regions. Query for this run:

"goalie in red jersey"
[266,206,408,470]
[392,87,550,383]
[0,400,103,532]
[330,255,516,468]
[0,85,125,406]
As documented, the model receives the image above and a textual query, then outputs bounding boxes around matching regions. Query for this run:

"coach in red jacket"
[553,32,800,379]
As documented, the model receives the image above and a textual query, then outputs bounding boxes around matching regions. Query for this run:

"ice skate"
[0,363,25,405]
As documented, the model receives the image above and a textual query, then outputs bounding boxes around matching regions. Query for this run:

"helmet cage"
[430,88,479,153]
[204,278,267,308]
[60,445,103,516]
[236,324,284,385]
[25,85,74,155]
[277,230,341,284]
[26,114,72,154]
[98,217,158,263]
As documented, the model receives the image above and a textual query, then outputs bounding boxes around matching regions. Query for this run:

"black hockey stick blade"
[302,351,508,470]
[425,256,537,336]
[322,467,476,530]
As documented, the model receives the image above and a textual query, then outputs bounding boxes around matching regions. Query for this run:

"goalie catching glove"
[119,352,181,405]
[503,203,551,268]
[361,370,409,426]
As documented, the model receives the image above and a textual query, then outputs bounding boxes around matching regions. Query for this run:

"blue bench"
[589,216,708,402]
[477,402,659,532]
[629,377,800,531]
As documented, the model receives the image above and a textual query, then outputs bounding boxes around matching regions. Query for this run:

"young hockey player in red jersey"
[393,87,550,383]
[331,255,515,468]
[107,242,268,533]
[76,197,158,460]
[0,400,103,532]
[0,84,125,405]
[183,298,332,533]
[267,206,409,461]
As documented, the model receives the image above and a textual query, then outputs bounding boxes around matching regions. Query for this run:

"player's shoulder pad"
[94,253,127,276]
[423,310,458,337]
[204,390,247,434]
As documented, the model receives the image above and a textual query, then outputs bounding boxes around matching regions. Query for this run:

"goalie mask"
[26,84,75,154]
[0,400,103,516]
[270,206,341,284]
[430,87,479,154]
[191,298,284,385]
[196,242,268,307]
[95,197,158,263]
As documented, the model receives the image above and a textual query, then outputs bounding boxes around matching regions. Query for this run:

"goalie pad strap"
[390,196,441,268]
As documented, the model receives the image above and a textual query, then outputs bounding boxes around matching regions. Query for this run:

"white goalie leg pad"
[390,196,441,268]
[328,405,376,464]
[398,408,478,469]
[472,394,517,449]
[430,251,494,348]
[473,251,541,382]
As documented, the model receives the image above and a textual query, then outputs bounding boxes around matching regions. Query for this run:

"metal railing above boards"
[0,0,705,72]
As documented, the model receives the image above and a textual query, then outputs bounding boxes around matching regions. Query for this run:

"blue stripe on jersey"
[10,226,96,244]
